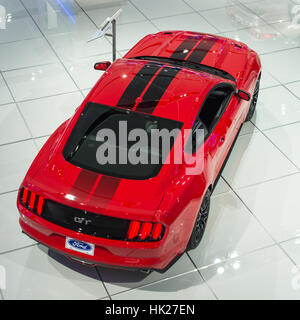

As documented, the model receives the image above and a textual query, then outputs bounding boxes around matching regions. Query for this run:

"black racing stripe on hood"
[170,36,200,60]
[187,37,218,64]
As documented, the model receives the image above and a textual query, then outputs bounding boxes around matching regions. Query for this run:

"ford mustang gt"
[17,31,261,271]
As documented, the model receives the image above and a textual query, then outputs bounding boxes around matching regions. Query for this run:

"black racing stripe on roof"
[135,66,181,114]
[170,36,200,60]
[187,37,218,64]
[116,62,161,109]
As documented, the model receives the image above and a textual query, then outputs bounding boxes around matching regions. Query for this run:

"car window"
[63,102,183,180]
[186,84,235,154]
[198,85,234,134]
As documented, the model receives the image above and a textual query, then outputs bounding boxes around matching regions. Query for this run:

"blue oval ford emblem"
[67,239,92,251]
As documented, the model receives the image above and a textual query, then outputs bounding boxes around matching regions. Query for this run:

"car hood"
[125,31,250,80]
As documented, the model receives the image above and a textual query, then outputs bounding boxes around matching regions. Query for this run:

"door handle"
[220,137,225,143]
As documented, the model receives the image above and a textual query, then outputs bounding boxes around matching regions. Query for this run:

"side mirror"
[236,89,251,101]
[94,61,111,71]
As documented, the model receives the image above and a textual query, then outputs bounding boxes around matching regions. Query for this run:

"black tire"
[187,189,211,250]
[246,74,261,121]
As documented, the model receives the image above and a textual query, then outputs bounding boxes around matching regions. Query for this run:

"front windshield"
[63,102,183,180]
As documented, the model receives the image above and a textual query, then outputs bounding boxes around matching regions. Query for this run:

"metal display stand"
[88,8,122,62]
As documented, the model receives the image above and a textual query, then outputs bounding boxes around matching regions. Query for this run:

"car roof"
[87,58,235,128]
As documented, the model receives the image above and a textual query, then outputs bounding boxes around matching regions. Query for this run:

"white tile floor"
[1,0,300,300]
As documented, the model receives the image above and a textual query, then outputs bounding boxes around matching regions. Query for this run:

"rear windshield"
[63,102,183,180]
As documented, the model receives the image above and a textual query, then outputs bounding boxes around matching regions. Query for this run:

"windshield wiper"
[132,56,236,82]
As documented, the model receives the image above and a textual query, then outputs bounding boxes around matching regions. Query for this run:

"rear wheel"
[246,74,261,121]
[187,189,211,250]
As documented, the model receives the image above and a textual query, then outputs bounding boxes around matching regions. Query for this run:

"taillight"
[139,222,153,240]
[19,187,44,216]
[127,221,164,242]
[152,223,163,240]
[127,221,140,240]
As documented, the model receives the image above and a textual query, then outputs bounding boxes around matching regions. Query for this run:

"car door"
[195,83,236,181]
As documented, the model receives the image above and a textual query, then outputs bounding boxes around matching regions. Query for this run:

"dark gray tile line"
[130,0,195,21]
[268,19,298,34]
[281,83,300,104]
[73,0,108,30]
[0,133,50,149]
[0,137,36,148]
[0,49,113,74]
[18,0,83,94]
[277,243,300,271]
[259,59,300,108]
[234,169,300,192]
[283,79,300,87]
[0,71,76,149]
[279,237,300,269]
[32,135,50,150]
[192,3,232,12]
[0,33,42,46]
[99,252,196,299]
[0,101,15,107]
[12,89,82,105]
[0,73,14,106]
[1,61,59,73]
[128,0,162,32]
[0,86,89,108]
[74,0,147,28]
[0,189,18,196]
[150,10,200,22]
[260,80,300,95]
[280,235,300,246]
[221,160,285,245]
[195,243,277,273]
[250,118,300,171]
[108,267,199,299]
[94,267,112,300]
[262,119,300,133]
[185,253,219,300]
[0,71,35,142]
[214,175,296,266]
[182,0,222,33]
[211,188,231,198]
[143,9,199,22]
[0,243,38,256]
[260,46,300,57]
[221,172,300,271]
[75,0,158,57]
[60,50,115,62]
[259,84,282,91]
[237,0,261,4]
[34,134,51,140]
[257,79,300,110]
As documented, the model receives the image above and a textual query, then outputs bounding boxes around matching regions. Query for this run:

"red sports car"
[17,31,261,271]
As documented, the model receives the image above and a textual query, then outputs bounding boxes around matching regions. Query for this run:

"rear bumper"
[18,203,181,270]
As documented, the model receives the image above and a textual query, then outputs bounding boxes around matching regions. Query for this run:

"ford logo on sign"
[68,239,92,251]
